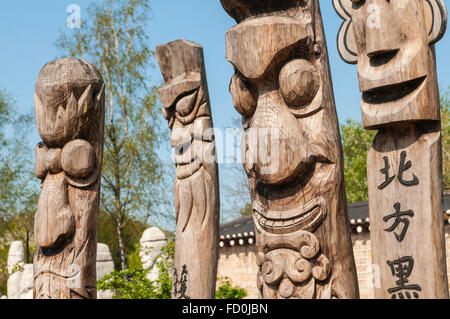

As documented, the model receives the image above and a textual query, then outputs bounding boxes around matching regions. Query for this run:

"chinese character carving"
[383,203,414,242]
[378,156,396,190]
[378,151,419,190]
[334,0,449,299]
[387,257,421,299]
[397,151,419,187]
[173,265,190,300]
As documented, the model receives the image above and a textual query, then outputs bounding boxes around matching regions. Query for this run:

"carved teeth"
[253,205,323,234]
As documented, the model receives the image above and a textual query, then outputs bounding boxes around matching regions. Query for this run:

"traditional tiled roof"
[220,216,255,248]
[219,191,450,248]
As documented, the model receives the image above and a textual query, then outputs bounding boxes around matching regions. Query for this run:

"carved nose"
[367,48,399,59]
[365,0,401,61]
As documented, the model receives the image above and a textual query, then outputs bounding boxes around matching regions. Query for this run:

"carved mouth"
[176,162,202,180]
[362,76,426,105]
[253,197,325,234]
[251,159,334,234]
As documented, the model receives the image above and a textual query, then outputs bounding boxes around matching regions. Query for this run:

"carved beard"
[172,159,218,299]
[255,229,333,299]
[174,164,214,233]
[33,180,99,299]
[251,162,339,299]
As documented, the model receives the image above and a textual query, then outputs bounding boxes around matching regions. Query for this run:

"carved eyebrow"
[159,79,201,108]
[235,39,313,82]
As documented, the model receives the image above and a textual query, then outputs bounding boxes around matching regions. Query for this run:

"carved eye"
[176,90,198,117]
[230,74,257,117]
[61,139,95,178]
[351,0,365,8]
[279,59,320,108]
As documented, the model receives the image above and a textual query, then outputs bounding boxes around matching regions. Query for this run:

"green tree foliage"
[98,268,158,299]
[56,0,168,269]
[215,278,247,299]
[239,203,252,217]
[0,90,38,295]
[98,237,174,299]
[341,90,450,201]
[97,210,149,270]
[341,120,376,203]
[98,238,247,299]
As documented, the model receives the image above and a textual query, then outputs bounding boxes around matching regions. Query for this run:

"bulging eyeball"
[279,59,320,108]
[61,139,95,179]
[230,74,257,117]
[176,90,198,117]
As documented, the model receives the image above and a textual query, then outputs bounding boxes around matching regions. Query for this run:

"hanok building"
[217,192,450,299]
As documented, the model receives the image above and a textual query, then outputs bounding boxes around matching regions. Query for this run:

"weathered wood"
[221,0,359,299]
[334,0,449,298]
[33,58,105,299]
[368,123,448,298]
[156,40,220,299]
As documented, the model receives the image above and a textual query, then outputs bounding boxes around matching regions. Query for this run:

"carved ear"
[34,93,44,130]
[94,84,105,111]
[333,0,358,64]
[77,84,93,115]
[424,0,447,44]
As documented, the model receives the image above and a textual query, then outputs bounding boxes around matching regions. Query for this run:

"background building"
[218,192,450,299]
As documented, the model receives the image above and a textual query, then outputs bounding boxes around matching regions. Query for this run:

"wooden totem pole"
[334,0,449,298]
[221,0,359,299]
[33,58,105,299]
[156,40,220,299]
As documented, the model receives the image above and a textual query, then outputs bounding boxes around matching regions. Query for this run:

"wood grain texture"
[156,40,220,299]
[334,0,446,129]
[334,0,449,299]
[368,124,448,299]
[222,0,359,299]
[33,58,105,299]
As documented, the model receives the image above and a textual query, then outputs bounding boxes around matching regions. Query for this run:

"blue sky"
[0,1,449,224]
[1,1,448,139]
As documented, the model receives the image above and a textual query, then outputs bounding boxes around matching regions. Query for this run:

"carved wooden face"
[334,0,447,127]
[34,59,104,250]
[226,11,336,234]
[159,73,215,181]
[35,59,104,147]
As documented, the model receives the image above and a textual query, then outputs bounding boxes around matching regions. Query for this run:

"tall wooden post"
[221,0,359,299]
[156,40,220,299]
[33,58,105,299]
[334,0,449,298]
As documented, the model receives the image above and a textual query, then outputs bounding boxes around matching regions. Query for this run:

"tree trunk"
[116,221,127,270]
